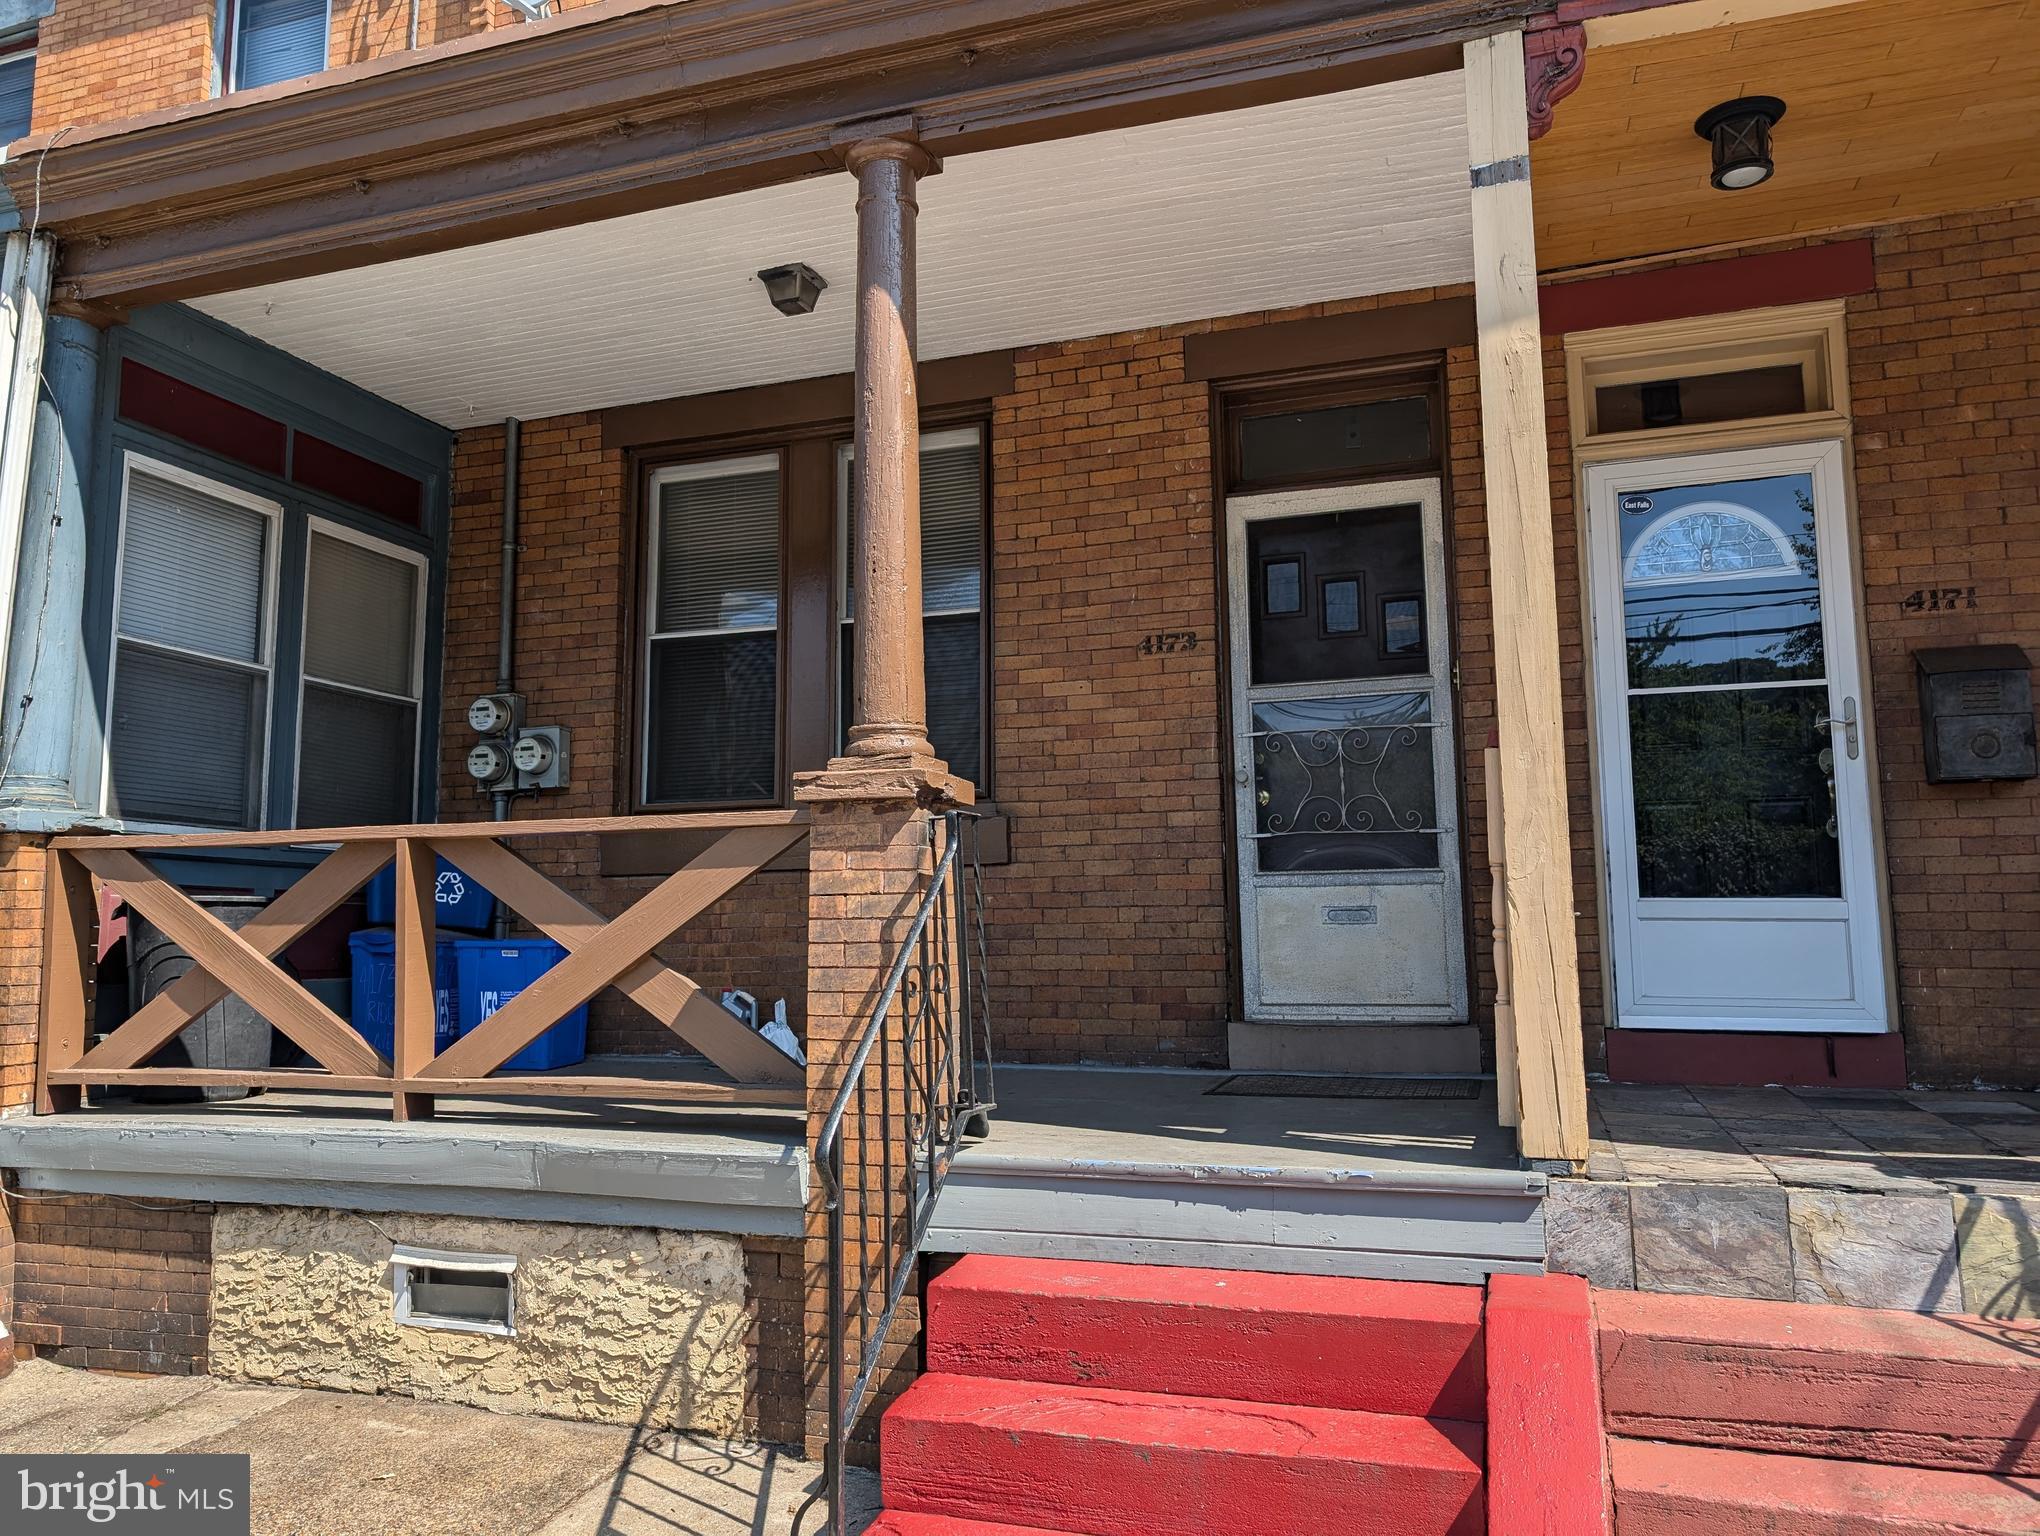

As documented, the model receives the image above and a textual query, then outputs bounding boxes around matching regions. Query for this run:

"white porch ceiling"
[193,71,1473,428]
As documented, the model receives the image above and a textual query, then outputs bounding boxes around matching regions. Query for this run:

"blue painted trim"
[83,306,453,830]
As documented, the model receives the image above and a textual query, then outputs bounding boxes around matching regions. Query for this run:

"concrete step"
[1610,1438,2040,1536]
[883,1372,1484,1536]
[926,1254,1484,1420]
[1598,1289,2040,1474]
[867,1515,1087,1536]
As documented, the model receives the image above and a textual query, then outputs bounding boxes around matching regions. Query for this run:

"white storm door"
[1587,441,1889,1033]
[1228,479,1467,1023]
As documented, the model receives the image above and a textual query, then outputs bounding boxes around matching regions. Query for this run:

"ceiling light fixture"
[1694,96,1786,191]
[757,263,828,317]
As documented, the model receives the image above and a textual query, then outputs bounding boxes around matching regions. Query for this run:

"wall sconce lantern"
[1694,96,1786,190]
[757,263,828,316]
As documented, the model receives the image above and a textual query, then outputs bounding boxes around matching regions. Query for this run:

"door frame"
[1583,438,1892,1034]
[1224,476,1468,1023]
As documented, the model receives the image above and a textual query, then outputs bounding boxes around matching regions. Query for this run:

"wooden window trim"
[625,404,994,814]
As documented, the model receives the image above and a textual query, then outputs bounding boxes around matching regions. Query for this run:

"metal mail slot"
[1324,905,1379,926]
[1915,644,2037,783]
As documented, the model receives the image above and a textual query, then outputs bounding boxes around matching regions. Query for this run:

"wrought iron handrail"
[800,808,994,1536]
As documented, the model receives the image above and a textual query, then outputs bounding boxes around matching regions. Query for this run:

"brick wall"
[0,837,47,1112]
[9,1193,212,1373]
[31,0,216,133]
[740,1234,804,1447]
[1848,202,2040,1084]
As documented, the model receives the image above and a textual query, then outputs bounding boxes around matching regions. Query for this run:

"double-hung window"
[297,522,426,826]
[837,425,987,785]
[0,37,35,144]
[642,454,783,806]
[229,0,328,92]
[107,460,278,829]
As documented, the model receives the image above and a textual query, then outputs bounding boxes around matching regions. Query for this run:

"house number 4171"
[1901,587,1977,614]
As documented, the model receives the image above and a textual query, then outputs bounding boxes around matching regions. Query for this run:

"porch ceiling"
[189,72,1473,428]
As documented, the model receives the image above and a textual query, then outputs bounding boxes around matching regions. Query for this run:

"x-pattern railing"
[37,811,809,1118]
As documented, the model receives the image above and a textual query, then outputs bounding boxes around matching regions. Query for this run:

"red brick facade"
[8,1193,213,1374]
[29,0,216,133]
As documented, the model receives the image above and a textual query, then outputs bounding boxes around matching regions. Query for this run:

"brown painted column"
[843,137,938,766]
[795,132,968,1466]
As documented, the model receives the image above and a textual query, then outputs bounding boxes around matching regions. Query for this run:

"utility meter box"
[1914,645,2036,783]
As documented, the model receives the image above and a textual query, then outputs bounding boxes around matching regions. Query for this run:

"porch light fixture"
[758,263,828,317]
[1694,96,1785,190]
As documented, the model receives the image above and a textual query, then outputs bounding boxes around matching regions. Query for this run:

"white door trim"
[1225,476,1468,1023]
[1585,439,1890,1034]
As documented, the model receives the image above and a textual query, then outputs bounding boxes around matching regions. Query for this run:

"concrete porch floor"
[0,1359,878,1535]
[1551,1083,2040,1318]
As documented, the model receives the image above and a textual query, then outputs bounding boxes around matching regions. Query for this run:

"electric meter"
[467,693,521,734]
[466,741,511,785]
[511,733,555,775]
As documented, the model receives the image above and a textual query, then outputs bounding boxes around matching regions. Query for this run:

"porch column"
[1463,30,1589,1166]
[0,313,105,813]
[795,130,967,1467]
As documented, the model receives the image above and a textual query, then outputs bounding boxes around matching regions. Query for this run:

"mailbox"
[1914,645,2036,783]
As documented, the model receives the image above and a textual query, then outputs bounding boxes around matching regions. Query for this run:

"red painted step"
[1598,1289,2040,1475]
[883,1371,1484,1536]
[866,1515,1087,1536]
[926,1254,1484,1421]
[1610,1438,2040,1536]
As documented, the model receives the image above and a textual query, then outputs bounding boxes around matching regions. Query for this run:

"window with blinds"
[297,525,424,827]
[0,47,34,145]
[838,426,986,786]
[233,0,327,92]
[106,464,276,828]
[643,454,781,804]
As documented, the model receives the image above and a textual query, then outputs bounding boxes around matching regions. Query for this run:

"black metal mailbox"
[1914,645,2036,783]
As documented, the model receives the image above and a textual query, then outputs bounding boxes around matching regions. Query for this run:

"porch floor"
[930,1066,1541,1285]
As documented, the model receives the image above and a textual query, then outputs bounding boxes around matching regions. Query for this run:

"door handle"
[1816,696,1860,760]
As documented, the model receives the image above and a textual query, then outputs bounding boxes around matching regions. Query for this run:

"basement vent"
[1207,1074,1481,1101]
[390,1245,517,1337]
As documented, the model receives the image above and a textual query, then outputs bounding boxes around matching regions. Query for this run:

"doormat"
[1207,1074,1481,1101]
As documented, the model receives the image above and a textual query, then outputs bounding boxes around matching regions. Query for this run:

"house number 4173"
[1137,631,1200,656]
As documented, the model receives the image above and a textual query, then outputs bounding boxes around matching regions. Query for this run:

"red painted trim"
[1484,1273,1612,1536]
[1606,1030,1907,1089]
[1539,240,1877,336]
[118,358,289,478]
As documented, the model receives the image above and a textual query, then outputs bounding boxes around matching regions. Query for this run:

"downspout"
[407,0,419,51]
[492,418,520,936]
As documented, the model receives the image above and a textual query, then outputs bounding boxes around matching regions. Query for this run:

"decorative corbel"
[1524,20,1586,141]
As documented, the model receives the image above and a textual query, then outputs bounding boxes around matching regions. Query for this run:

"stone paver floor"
[0,1359,879,1536]
[1587,1083,2040,1197]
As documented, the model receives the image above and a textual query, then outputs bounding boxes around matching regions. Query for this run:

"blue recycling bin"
[453,938,588,1071]
[363,856,496,933]
[346,929,459,1061]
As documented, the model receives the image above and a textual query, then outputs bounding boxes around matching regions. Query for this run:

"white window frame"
[833,424,988,768]
[389,1245,517,1338]
[640,450,784,808]
[225,0,333,94]
[292,515,429,829]
[101,451,282,831]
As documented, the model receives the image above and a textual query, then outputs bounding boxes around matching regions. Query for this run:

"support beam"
[1463,28,1588,1166]
[391,838,438,1121]
[844,136,938,768]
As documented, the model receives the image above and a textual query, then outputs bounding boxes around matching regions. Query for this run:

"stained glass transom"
[1624,501,1800,588]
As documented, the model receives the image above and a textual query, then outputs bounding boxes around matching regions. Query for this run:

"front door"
[1586,441,1889,1033]
[1227,479,1467,1022]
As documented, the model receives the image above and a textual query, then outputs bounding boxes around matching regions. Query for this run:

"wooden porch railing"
[1484,742,1521,1136]
[35,812,809,1120]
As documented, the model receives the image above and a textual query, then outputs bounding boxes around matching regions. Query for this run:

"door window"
[1251,692,1440,872]
[1618,473,1840,899]
[1247,503,1428,684]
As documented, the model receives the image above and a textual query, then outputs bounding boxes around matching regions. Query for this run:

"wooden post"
[1464,29,1588,1166]
[34,847,93,1114]
[391,836,437,1121]
[843,136,937,765]
[1484,743,1519,1130]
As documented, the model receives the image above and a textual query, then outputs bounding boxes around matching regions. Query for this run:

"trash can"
[347,929,460,1062]
[453,938,588,1071]
[363,856,496,933]
[126,895,281,1102]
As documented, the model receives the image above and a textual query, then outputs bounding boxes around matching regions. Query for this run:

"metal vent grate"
[1207,1074,1481,1101]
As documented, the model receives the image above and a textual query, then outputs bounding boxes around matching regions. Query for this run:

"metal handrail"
[799,808,994,1536]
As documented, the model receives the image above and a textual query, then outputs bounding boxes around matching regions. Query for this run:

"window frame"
[832,422,992,788]
[637,448,789,812]
[1223,370,1443,496]
[291,514,430,828]
[223,0,333,95]
[102,451,284,831]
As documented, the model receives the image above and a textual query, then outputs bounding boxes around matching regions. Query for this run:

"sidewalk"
[0,1359,879,1535]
